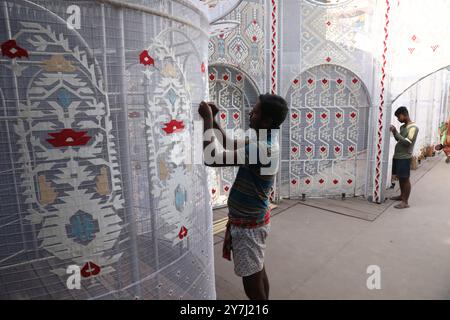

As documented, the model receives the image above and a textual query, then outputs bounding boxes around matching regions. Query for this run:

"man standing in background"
[390,106,419,209]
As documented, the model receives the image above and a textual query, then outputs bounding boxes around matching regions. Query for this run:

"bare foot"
[446,156,450,164]
[390,195,402,201]
[394,202,410,209]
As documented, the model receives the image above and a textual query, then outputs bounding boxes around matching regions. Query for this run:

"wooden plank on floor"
[297,198,384,221]
[213,207,228,222]
[213,218,228,235]
[305,197,389,214]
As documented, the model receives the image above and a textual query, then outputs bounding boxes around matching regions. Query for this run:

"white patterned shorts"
[230,223,271,277]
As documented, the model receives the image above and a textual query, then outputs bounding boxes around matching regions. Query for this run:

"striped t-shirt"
[227,129,279,222]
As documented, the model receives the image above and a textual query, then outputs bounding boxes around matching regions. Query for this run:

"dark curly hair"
[394,106,409,117]
[259,93,288,129]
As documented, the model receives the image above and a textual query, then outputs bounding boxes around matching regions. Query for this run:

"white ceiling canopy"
[209,20,240,37]
[188,0,242,23]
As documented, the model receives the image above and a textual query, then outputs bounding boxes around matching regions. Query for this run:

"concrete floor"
[213,156,450,299]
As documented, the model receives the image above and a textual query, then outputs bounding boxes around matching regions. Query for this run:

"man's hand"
[390,125,397,134]
[208,102,219,117]
[198,101,213,120]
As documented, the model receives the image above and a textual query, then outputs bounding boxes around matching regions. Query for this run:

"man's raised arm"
[208,102,246,151]
[198,101,246,167]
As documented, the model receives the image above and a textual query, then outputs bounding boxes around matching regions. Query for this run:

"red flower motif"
[293,79,299,85]
[291,112,298,120]
[252,36,258,42]
[320,146,327,153]
[291,179,297,185]
[178,226,188,240]
[305,179,311,185]
[336,79,343,85]
[352,78,359,84]
[162,119,185,134]
[307,79,314,85]
[336,112,342,119]
[319,179,325,184]
[321,113,328,119]
[201,62,206,73]
[233,112,240,120]
[209,74,215,81]
[347,179,353,185]
[223,74,229,81]
[220,112,226,120]
[335,146,341,153]
[348,146,355,153]
[350,112,357,119]
[306,112,313,119]
[326,57,332,63]
[326,21,331,26]
[211,188,216,194]
[333,179,339,185]
[224,185,230,192]
[128,111,141,118]
[236,74,243,82]
[1,39,28,59]
[292,147,298,153]
[322,79,328,85]
[47,129,91,147]
[306,146,313,153]
[81,261,101,278]
[139,50,154,66]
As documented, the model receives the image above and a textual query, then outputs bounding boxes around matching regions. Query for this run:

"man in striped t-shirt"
[199,94,288,300]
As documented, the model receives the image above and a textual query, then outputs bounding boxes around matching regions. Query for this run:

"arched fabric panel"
[207,64,259,208]
[387,68,450,186]
[282,64,371,198]
[0,0,215,300]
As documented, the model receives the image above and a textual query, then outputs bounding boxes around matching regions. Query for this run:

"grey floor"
[213,155,450,299]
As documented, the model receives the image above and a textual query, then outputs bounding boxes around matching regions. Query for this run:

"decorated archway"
[282,64,371,198]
